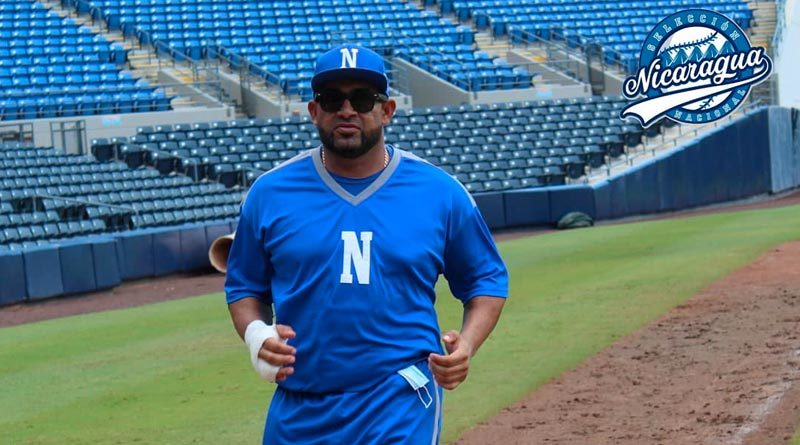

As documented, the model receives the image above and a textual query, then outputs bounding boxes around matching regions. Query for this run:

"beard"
[317,124,382,159]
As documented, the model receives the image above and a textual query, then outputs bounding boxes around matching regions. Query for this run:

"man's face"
[308,79,396,159]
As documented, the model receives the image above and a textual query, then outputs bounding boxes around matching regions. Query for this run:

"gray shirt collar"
[312,145,402,206]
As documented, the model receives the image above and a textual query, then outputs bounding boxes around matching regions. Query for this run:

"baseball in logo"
[621,9,772,127]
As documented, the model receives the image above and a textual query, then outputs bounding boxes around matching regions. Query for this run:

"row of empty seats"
[92,95,656,193]
[1,0,170,121]
[0,143,244,248]
[2,88,172,120]
[434,0,752,73]
[65,0,534,98]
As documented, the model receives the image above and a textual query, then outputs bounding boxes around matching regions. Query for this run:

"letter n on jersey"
[340,231,372,285]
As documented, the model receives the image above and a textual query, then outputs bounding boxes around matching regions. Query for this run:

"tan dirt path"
[457,241,800,445]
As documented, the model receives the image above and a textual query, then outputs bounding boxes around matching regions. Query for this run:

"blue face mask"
[398,364,433,408]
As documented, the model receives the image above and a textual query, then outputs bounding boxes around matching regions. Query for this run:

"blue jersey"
[225,146,508,393]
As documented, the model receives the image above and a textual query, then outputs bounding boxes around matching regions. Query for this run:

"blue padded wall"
[627,159,661,215]
[587,107,777,221]
[702,127,732,204]
[23,246,64,300]
[503,188,551,227]
[654,148,683,212]
[683,139,707,208]
[473,192,506,229]
[152,228,182,276]
[548,185,595,221]
[92,238,121,290]
[119,231,155,280]
[672,146,692,209]
[0,251,26,305]
[741,108,772,196]
[206,221,232,251]
[711,125,744,202]
[114,237,126,280]
[180,224,211,272]
[59,241,97,295]
[592,180,611,220]
[608,175,628,219]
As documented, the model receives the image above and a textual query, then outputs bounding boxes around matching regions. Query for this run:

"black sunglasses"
[314,88,388,113]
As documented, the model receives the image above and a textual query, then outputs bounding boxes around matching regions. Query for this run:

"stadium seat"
[63,0,534,95]
[446,0,752,74]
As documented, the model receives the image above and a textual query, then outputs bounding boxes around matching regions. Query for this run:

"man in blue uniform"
[225,44,508,444]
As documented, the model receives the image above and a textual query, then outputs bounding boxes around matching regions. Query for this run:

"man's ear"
[308,100,319,124]
[381,99,397,126]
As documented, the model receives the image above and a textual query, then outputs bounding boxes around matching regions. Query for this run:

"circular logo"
[621,9,772,127]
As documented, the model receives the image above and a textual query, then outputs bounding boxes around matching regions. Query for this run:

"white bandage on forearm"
[244,320,282,382]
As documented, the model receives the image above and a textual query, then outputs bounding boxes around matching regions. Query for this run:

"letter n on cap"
[340,48,359,68]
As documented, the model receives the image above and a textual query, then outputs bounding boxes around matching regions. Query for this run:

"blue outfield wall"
[0,219,236,305]
[482,106,798,229]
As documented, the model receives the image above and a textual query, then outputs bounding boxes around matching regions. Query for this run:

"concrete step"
[751,3,777,11]
[474,33,509,58]
[174,74,195,84]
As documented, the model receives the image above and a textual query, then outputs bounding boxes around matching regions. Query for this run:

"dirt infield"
[457,241,800,445]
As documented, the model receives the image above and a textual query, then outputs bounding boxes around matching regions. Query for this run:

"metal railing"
[0,83,162,100]
[474,11,628,75]
[149,40,217,82]
[0,82,226,125]
[34,192,138,215]
[506,27,591,83]
[205,43,292,109]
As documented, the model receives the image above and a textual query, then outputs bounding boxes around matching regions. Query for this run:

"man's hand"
[428,330,474,390]
[258,324,297,382]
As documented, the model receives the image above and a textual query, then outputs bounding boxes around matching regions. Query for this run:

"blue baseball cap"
[311,44,389,96]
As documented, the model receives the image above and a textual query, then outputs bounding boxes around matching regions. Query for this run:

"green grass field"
[2,203,800,445]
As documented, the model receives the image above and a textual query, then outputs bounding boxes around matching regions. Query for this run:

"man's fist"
[428,330,473,390]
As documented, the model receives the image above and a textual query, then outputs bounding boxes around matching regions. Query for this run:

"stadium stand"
[0,142,243,249]
[62,0,534,98]
[431,0,753,73]
[96,95,648,192]
[0,0,172,120]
